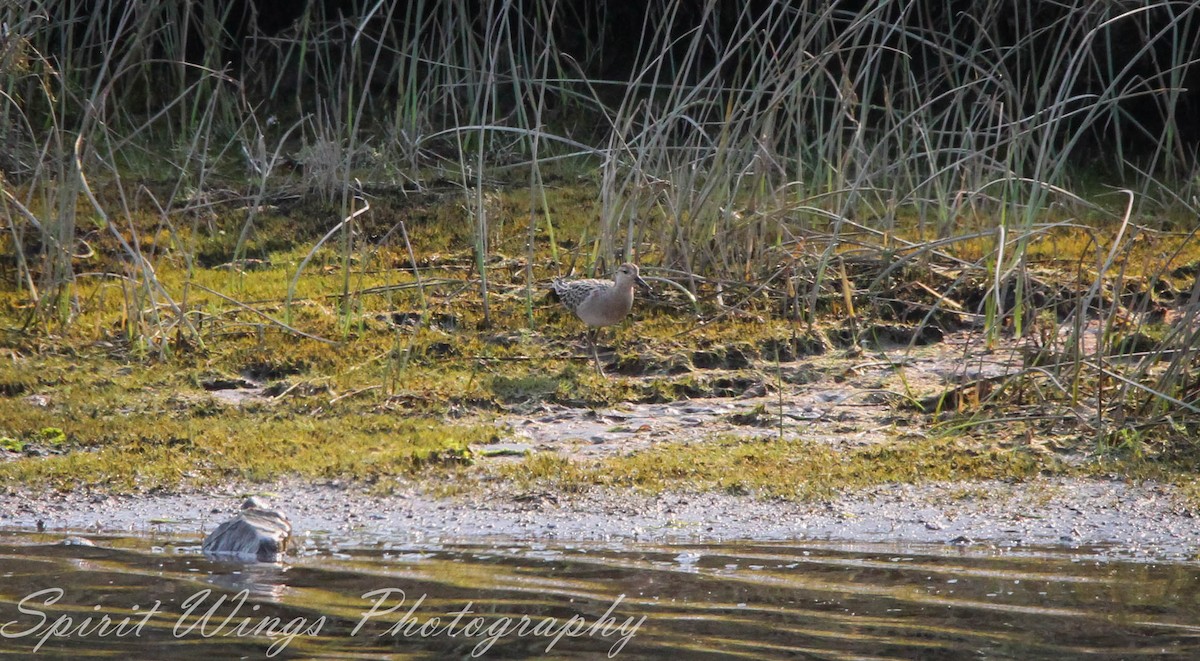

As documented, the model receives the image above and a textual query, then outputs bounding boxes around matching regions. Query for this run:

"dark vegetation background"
[490,0,1171,157]
[40,0,1200,170]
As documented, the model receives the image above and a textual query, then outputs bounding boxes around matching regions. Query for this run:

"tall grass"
[2,0,1200,444]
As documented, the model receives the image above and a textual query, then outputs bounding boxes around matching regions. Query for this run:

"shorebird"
[202,496,292,562]
[551,263,650,374]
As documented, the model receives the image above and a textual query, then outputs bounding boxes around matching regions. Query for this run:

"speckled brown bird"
[552,263,650,374]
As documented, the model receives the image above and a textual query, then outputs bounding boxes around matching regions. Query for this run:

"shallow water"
[1,530,1199,659]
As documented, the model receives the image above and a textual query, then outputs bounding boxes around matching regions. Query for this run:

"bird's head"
[616,263,650,291]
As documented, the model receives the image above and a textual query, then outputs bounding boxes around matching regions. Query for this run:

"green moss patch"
[501,435,1068,501]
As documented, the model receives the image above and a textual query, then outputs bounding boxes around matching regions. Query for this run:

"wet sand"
[3,476,1197,560]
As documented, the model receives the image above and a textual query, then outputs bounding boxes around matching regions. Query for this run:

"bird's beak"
[635,275,651,291]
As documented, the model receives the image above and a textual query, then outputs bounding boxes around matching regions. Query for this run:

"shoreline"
[3,476,1198,560]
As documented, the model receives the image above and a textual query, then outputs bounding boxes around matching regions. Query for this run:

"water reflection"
[1,530,1198,659]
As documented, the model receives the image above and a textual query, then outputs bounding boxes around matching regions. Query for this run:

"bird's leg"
[588,329,604,376]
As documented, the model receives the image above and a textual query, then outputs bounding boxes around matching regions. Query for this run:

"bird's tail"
[549,278,573,298]
[548,278,567,301]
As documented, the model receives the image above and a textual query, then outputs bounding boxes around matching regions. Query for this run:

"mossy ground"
[500,433,1053,498]
[3,181,1200,500]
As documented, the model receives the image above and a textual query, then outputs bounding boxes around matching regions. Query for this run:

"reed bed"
[2,0,1199,453]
